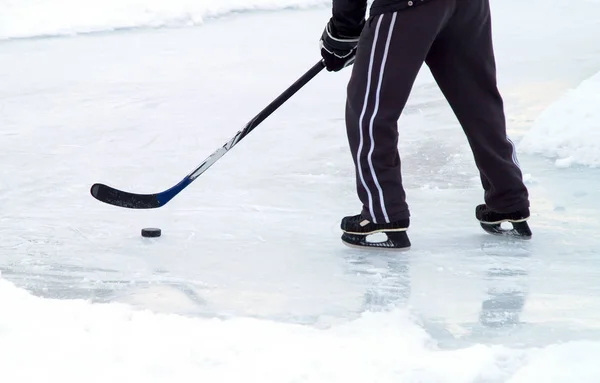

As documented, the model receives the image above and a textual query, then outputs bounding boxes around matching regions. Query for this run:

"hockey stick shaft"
[188,60,325,181]
[91,60,325,209]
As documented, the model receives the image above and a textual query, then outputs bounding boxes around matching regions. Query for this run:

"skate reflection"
[478,240,530,330]
[342,251,411,312]
[341,236,532,347]
[479,268,528,328]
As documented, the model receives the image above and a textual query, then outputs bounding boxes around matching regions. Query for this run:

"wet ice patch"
[519,70,600,168]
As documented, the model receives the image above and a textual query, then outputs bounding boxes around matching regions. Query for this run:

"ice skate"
[476,204,532,239]
[340,214,411,250]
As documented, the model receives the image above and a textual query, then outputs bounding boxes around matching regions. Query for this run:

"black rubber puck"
[141,228,161,238]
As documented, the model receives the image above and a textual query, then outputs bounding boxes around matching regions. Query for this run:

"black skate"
[340,214,411,250]
[476,204,532,239]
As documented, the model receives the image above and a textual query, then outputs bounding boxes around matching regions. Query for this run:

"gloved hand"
[319,19,362,72]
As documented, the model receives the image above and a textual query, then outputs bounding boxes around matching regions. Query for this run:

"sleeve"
[331,0,368,37]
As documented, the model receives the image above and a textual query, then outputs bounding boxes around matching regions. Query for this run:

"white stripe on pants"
[356,13,398,224]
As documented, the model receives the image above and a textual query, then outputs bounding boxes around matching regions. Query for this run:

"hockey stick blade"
[90,178,190,209]
[91,183,160,209]
[91,60,325,209]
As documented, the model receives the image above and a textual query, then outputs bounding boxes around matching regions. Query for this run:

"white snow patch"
[508,342,600,383]
[2,277,600,382]
[519,70,600,168]
[0,0,328,40]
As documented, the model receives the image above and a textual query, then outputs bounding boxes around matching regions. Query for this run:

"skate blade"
[342,227,408,236]
[480,217,529,225]
[480,221,532,239]
[341,232,411,250]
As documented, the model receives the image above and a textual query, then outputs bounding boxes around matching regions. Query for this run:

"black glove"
[320,19,362,72]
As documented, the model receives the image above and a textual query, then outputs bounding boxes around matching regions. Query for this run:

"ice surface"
[519,70,600,168]
[2,0,600,381]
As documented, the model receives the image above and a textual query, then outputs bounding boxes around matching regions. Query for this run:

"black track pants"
[345,0,530,224]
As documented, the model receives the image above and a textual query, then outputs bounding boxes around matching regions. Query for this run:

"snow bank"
[2,278,600,383]
[0,0,328,40]
[519,70,600,168]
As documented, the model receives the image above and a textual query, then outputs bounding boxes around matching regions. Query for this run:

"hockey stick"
[90,60,326,209]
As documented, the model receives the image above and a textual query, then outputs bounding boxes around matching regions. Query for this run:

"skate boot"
[475,204,532,239]
[340,214,411,250]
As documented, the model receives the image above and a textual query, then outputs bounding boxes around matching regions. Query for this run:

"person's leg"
[424,0,530,215]
[344,1,456,227]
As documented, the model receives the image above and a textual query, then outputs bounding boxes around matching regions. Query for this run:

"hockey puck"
[141,228,161,238]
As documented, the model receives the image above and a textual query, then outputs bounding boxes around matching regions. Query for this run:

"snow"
[519,71,600,168]
[3,276,600,383]
[0,0,328,40]
[2,0,600,381]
